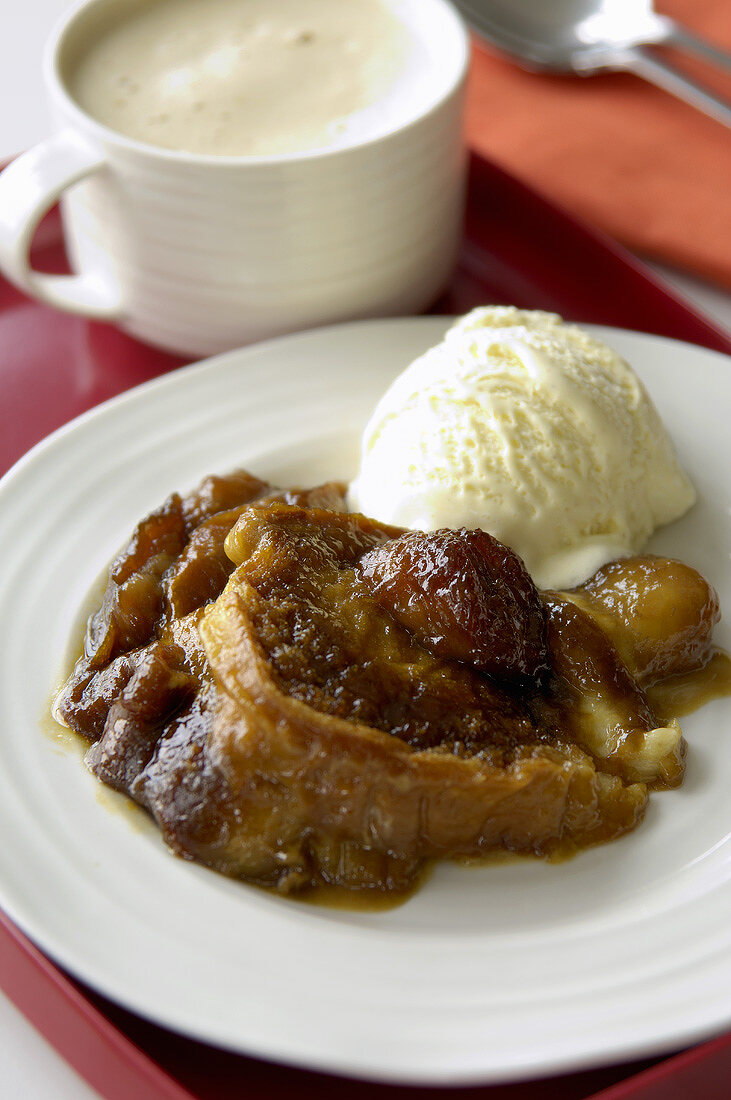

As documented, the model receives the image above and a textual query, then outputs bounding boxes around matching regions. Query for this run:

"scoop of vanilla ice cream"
[347,307,696,589]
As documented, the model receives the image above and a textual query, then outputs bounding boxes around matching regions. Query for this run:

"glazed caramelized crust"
[55,470,721,896]
[357,528,548,680]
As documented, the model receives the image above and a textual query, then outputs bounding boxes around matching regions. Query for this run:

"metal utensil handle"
[660,17,731,73]
[624,47,731,128]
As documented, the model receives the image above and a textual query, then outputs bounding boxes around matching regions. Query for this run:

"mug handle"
[0,130,124,319]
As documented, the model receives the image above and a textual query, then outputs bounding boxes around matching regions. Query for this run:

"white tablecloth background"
[1,3,729,1098]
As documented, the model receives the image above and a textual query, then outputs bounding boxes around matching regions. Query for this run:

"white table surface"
[1,4,730,1100]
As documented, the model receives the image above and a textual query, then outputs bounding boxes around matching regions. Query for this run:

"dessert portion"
[53,311,726,901]
[348,308,696,589]
[55,470,720,897]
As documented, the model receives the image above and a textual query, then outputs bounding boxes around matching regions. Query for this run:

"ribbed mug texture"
[45,0,468,355]
[58,94,466,354]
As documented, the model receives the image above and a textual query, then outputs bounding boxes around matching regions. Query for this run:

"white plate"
[1,318,730,1086]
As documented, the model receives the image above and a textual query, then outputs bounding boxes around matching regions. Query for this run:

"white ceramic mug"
[0,0,468,357]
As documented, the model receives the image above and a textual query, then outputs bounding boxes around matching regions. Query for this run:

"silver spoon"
[453,0,731,127]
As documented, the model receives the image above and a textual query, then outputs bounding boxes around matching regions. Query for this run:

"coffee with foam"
[63,0,432,157]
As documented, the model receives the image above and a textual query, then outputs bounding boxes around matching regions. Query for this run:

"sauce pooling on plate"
[65,0,416,156]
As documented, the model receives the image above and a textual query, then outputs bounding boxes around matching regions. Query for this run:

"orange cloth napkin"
[465,0,731,288]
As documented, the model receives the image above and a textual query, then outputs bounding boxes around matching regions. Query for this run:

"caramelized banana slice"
[564,556,720,685]
[83,469,275,670]
[85,493,187,668]
[357,528,548,681]
[180,469,268,532]
[544,595,685,786]
[164,482,350,622]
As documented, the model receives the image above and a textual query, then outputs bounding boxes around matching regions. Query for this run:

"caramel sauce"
[647,648,731,720]
[294,863,434,912]
[43,691,155,834]
[45,562,157,835]
[40,701,86,756]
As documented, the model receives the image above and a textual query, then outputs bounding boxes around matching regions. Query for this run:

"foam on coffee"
[63,0,432,157]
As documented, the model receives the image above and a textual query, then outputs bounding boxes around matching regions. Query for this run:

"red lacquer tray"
[2,151,731,1100]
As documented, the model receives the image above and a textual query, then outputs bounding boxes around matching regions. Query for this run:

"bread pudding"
[54,468,726,899]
